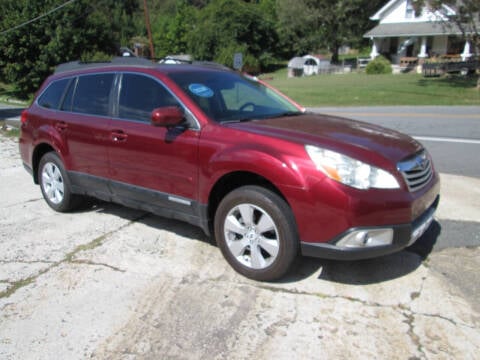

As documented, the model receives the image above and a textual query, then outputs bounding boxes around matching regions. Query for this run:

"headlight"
[305,145,400,190]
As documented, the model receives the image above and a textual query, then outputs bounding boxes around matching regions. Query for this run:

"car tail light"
[20,110,29,125]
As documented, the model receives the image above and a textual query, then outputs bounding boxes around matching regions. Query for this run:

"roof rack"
[54,56,233,75]
[54,57,154,74]
[158,56,231,70]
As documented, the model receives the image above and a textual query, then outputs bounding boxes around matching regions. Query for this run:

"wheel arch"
[207,171,289,232]
[32,143,57,184]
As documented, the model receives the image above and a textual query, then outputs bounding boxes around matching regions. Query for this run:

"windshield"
[168,70,302,123]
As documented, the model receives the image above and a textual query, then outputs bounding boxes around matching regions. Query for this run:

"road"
[310,106,480,178]
[4,104,479,177]
[0,103,24,121]
[0,106,479,359]
[0,135,479,359]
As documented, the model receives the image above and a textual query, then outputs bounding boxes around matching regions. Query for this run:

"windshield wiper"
[221,117,257,124]
[221,111,302,124]
[260,111,303,119]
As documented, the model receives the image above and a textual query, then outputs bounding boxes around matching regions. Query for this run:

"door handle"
[55,121,68,132]
[111,130,128,142]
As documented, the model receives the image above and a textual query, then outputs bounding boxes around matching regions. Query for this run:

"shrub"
[366,56,392,75]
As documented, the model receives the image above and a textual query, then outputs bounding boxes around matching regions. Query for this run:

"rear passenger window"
[72,74,114,116]
[119,74,179,122]
[37,79,70,109]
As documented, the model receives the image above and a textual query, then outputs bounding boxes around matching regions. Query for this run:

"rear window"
[37,78,70,110]
[72,73,114,116]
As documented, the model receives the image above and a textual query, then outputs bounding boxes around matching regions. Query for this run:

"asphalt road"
[310,106,480,178]
[0,103,24,119]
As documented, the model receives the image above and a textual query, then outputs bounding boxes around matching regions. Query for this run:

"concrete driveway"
[0,134,479,359]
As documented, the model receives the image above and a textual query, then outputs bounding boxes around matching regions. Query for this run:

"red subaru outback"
[19,58,440,281]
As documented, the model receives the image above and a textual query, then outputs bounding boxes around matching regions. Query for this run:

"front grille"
[397,151,433,192]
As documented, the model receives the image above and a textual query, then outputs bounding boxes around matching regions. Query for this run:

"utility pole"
[143,0,155,60]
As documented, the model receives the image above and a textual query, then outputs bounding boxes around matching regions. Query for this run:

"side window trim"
[111,73,122,119]
[59,77,77,112]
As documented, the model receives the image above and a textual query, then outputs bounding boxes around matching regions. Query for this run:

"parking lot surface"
[0,134,479,359]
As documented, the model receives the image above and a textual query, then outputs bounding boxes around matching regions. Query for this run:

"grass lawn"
[264,70,480,107]
[0,82,29,106]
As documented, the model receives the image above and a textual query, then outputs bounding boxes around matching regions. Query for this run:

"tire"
[38,152,82,212]
[214,186,298,281]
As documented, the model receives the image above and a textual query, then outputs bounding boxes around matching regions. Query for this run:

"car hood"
[226,113,423,163]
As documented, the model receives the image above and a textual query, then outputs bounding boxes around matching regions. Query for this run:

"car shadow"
[281,220,441,285]
[78,199,213,245]
[75,200,441,285]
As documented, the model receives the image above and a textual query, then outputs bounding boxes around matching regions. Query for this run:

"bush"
[366,56,392,75]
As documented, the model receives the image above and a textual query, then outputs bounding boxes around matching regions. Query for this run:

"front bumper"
[300,195,439,261]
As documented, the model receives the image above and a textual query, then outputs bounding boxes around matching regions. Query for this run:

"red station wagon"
[19,57,440,281]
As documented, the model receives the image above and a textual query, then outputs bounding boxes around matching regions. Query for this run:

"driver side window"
[119,74,180,122]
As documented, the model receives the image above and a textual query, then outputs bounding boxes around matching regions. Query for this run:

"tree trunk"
[330,45,340,64]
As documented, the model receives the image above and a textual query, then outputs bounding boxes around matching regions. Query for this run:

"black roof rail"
[158,56,231,71]
[54,57,154,74]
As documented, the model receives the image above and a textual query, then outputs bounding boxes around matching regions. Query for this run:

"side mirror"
[151,106,184,127]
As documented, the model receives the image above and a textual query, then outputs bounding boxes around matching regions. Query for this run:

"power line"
[0,0,77,35]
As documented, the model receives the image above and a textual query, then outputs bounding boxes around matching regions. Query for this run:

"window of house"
[37,79,70,110]
[72,74,114,116]
[118,74,180,122]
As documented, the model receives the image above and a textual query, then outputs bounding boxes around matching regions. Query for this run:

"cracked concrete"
[1,135,479,359]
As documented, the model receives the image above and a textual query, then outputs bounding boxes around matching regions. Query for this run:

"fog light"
[336,229,394,248]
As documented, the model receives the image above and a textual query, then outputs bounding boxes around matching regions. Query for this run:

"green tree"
[186,0,278,71]
[150,0,201,58]
[276,0,385,61]
[0,0,139,96]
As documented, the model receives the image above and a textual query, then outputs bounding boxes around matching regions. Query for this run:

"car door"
[107,72,200,214]
[57,73,114,195]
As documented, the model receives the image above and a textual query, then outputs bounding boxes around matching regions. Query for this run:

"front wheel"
[214,186,298,281]
[38,152,82,212]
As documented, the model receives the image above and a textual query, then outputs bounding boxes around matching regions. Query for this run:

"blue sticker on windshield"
[188,83,214,98]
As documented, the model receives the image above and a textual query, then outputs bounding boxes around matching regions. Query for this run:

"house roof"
[288,57,306,69]
[370,0,456,21]
[370,0,399,21]
[364,21,464,38]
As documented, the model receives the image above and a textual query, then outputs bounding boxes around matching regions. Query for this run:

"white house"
[364,0,474,64]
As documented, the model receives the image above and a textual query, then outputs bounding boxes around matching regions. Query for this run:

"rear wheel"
[38,152,82,212]
[214,186,298,281]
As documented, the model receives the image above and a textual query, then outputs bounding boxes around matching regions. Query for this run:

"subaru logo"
[415,154,428,170]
